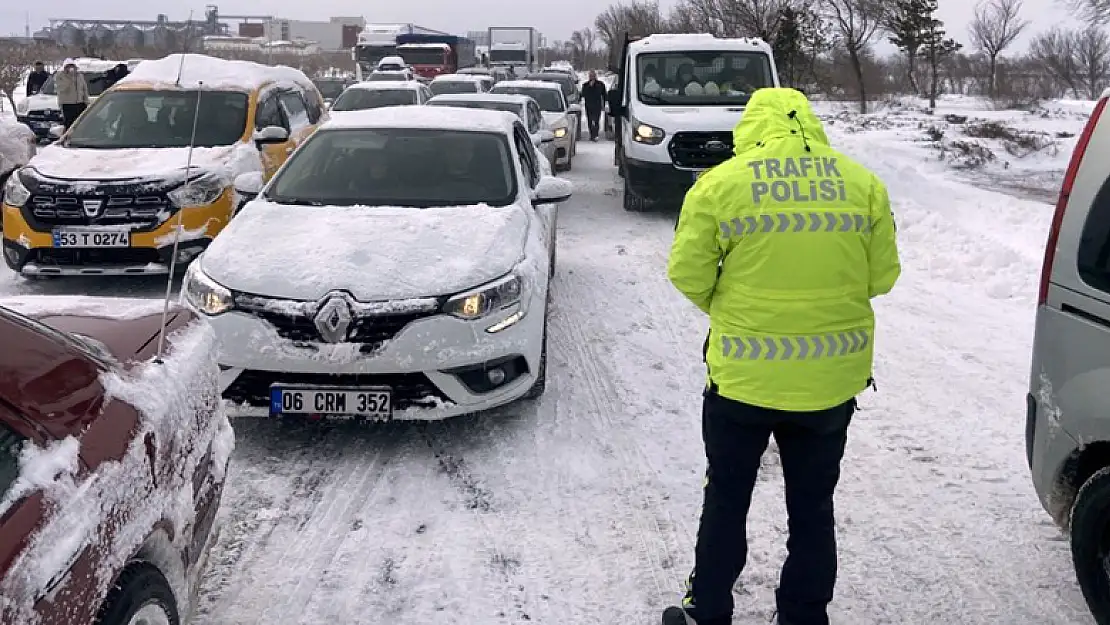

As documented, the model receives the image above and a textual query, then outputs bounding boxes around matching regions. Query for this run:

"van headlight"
[553,127,568,139]
[15,100,28,115]
[168,173,226,208]
[3,171,30,208]
[632,119,665,145]
[443,272,523,320]
[182,262,234,316]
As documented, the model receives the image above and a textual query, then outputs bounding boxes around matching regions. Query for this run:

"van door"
[610,34,638,168]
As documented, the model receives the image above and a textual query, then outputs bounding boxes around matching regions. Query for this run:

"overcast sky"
[0,0,1085,52]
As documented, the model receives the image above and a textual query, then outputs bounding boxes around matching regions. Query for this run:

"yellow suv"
[1,53,327,277]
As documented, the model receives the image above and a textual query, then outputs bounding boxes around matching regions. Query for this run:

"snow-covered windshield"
[266,128,516,208]
[492,86,563,112]
[636,51,774,106]
[427,99,523,121]
[331,89,417,111]
[40,71,112,97]
[430,81,479,96]
[66,90,249,149]
[399,47,448,65]
[0,423,21,505]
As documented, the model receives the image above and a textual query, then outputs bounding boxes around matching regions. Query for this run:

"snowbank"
[0,117,34,173]
[0,320,233,624]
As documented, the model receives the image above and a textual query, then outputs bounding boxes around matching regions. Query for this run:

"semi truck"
[396,34,477,80]
[353,23,453,80]
[487,27,540,74]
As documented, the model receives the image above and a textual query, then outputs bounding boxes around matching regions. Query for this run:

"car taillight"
[1040,97,1108,305]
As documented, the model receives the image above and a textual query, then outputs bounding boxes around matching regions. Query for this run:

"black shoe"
[662,606,693,625]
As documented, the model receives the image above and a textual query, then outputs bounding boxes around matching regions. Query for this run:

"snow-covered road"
[0,131,1096,623]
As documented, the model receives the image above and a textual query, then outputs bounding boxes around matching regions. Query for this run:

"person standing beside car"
[25,62,49,96]
[582,70,607,142]
[56,59,89,130]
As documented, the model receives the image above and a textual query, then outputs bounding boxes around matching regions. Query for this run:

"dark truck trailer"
[396,34,476,80]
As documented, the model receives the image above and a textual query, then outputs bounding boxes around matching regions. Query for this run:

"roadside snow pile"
[0,116,34,169]
[815,95,1093,200]
[0,320,233,625]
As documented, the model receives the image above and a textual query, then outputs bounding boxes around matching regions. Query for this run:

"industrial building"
[258,17,364,51]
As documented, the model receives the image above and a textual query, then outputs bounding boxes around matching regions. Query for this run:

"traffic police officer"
[663,87,901,625]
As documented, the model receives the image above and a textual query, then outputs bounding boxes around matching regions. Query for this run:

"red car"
[0,299,233,625]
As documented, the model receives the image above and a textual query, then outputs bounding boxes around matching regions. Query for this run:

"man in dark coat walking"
[581,70,607,142]
[25,62,49,96]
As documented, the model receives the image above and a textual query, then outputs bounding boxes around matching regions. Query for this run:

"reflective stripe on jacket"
[667,87,900,412]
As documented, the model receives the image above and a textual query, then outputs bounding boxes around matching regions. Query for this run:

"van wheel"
[95,563,180,625]
[1071,466,1110,624]
[623,179,647,212]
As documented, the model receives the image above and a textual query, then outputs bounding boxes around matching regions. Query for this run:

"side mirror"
[536,130,555,144]
[47,124,65,140]
[233,171,264,198]
[532,175,573,204]
[252,125,289,145]
[569,102,582,113]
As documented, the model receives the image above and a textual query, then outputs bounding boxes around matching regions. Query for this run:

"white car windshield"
[492,87,563,112]
[266,128,516,208]
[430,81,479,96]
[66,89,248,149]
[637,51,774,105]
[331,89,417,111]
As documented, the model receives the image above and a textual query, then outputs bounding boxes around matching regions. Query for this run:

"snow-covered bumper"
[1,172,234,276]
[208,289,545,421]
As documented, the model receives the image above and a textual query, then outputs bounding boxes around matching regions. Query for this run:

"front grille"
[668,131,734,169]
[26,109,62,122]
[235,296,437,350]
[29,194,169,228]
[224,370,451,409]
[26,247,161,267]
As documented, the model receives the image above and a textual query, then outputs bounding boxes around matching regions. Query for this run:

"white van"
[15,58,121,141]
[607,34,779,211]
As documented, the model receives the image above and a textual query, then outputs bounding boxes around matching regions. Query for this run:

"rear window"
[0,423,24,505]
[430,81,479,96]
[332,88,417,111]
[1078,178,1110,293]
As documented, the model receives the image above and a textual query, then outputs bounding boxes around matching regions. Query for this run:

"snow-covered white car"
[0,117,34,216]
[428,74,493,96]
[16,58,120,141]
[491,80,577,172]
[329,81,433,115]
[368,69,416,82]
[425,92,556,175]
[184,106,573,421]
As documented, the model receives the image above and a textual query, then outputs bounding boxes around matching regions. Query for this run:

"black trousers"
[586,107,602,139]
[61,103,86,129]
[687,391,854,625]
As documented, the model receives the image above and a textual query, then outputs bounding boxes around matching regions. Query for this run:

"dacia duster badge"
[1,53,327,278]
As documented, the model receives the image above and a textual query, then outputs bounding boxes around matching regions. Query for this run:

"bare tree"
[0,43,38,114]
[968,0,1029,98]
[1029,27,1081,95]
[594,0,668,57]
[821,0,886,113]
[1074,25,1110,98]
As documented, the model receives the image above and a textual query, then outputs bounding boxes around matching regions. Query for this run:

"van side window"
[1078,180,1110,293]
[255,94,283,130]
[279,92,311,132]
[513,125,539,187]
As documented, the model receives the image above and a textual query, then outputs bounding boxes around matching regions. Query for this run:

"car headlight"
[632,119,665,145]
[553,127,568,139]
[15,100,28,115]
[443,272,523,320]
[168,173,226,208]
[3,171,30,207]
[182,262,234,316]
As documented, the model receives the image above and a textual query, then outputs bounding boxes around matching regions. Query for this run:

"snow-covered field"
[0,96,1098,623]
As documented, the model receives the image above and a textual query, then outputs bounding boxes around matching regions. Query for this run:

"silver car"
[1029,96,1110,622]
[425,93,556,175]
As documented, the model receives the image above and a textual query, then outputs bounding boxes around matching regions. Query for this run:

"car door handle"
[1062,303,1110,329]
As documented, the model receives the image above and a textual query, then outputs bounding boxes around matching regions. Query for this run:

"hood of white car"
[27,144,255,183]
[636,105,747,133]
[200,200,529,301]
[21,94,59,112]
[541,111,569,128]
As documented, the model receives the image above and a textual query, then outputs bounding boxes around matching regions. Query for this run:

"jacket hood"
[732,88,829,155]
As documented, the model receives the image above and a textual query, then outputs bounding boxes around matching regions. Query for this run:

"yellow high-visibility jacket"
[668,87,901,412]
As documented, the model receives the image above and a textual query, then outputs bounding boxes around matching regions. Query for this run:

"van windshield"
[41,71,113,97]
[636,51,774,106]
[66,90,249,149]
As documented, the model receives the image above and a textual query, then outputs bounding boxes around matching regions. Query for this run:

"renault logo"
[313,294,353,343]
[705,140,728,152]
[82,199,103,217]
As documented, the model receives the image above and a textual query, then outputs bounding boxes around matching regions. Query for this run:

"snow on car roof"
[118,53,313,91]
[431,73,487,83]
[629,33,772,54]
[493,80,563,92]
[348,80,425,91]
[399,42,451,49]
[427,93,530,106]
[321,105,519,135]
